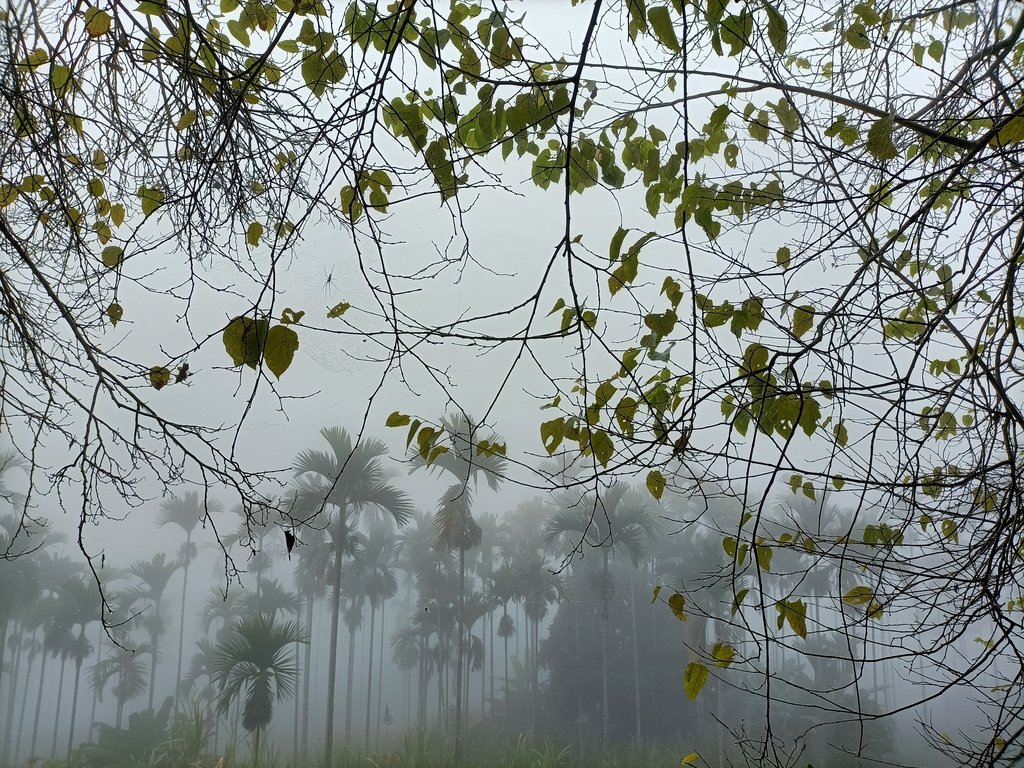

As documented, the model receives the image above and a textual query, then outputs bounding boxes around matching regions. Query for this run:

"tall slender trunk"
[363,601,377,748]
[2,620,24,766]
[16,643,38,762]
[575,602,583,757]
[344,620,357,742]
[51,654,67,757]
[601,552,610,754]
[294,601,301,759]
[302,598,314,756]
[324,519,345,768]
[67,627,87,758]
[502,603,510,742]
[629,571,641,741]
[87,619,104,741]
[147,596,162,711]
[174,534,193,715]
[454,547,465,765]
[488,609,494,726]
[0,619,7,753]
[375,596,386,747]
[30,646,49,757]
[253,724,262,767]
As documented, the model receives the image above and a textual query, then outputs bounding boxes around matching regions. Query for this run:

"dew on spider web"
[295,251,368,374]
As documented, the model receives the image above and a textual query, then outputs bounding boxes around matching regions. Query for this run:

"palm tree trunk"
[16,644,37,762]
[345,621,357,742]
[302,597,314,756]
[148,596,162,710]
[629,571,641,741]
[67,647,86,758]
[87,620,104,741]
[502,604,509,742]
[454,547,465,765]
[253,724,262,767]
[174,533,193,715]
[375,596,386,747]
[29,647,49,757]
[2,621,23,766]
[324,526,344,768]
[601,551,610,754]
[51,654,67,757]
[364,601,377,748]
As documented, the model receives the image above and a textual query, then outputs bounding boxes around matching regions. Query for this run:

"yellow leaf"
[264,324,299,378]
[149,366,171,390]
[0,183,18,209]
[646,469,666,500]
[668,592,687,621]
[681,753,700,766]
[246,221,264,247]
[84,6,112,37]
[106,303,123,326]
[101,246,124,268]
[683,662,708,699]
[175,110,197,132]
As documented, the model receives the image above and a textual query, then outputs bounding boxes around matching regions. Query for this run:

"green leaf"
[647,6,680,52]
[101,246,124,269]
[646,470,666,500]
[264,324,299,378]
[843,586,874,606]
[137,185,164,217]
[50,65,73,97]
[711,642,735,668]
[762,1,788,54]
[775,599,807,638]
[668,592,687,621]
[280,308,305,325]
[84,6,112,37]
[993,117,1024,147]
[246,221,264,247]
[339,184,364,222]
[792,304,814,339]
[683,661,708,699]
[175,111,197,132]
[222,316,269,369]
[866,115,898,160]
[540,417,565,455]
[844,21,871,49]
[731,588,749,616]
[942,519,959,544]
[590,429,614,467]
[107,302,123,326]
[327,301,350,319]
[776,246,791,269]
[149,366,171,390]
[651,585,662,604]
[386,411,411,427]
[755,543,772,572]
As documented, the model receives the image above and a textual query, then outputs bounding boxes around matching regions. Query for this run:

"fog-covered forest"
[0,427,1000,767]
[4,0,1024,765]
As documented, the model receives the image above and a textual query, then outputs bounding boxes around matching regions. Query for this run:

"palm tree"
[213,614,307,764]
[545,483,656,750]
[50,574,99,758]
[158,491,220,713]
[291,527,331,756]
[92,627,148,729]
[359,518,399,747]
[418,414,506,765]
[125,553,180,710]
[292,427,411,767]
